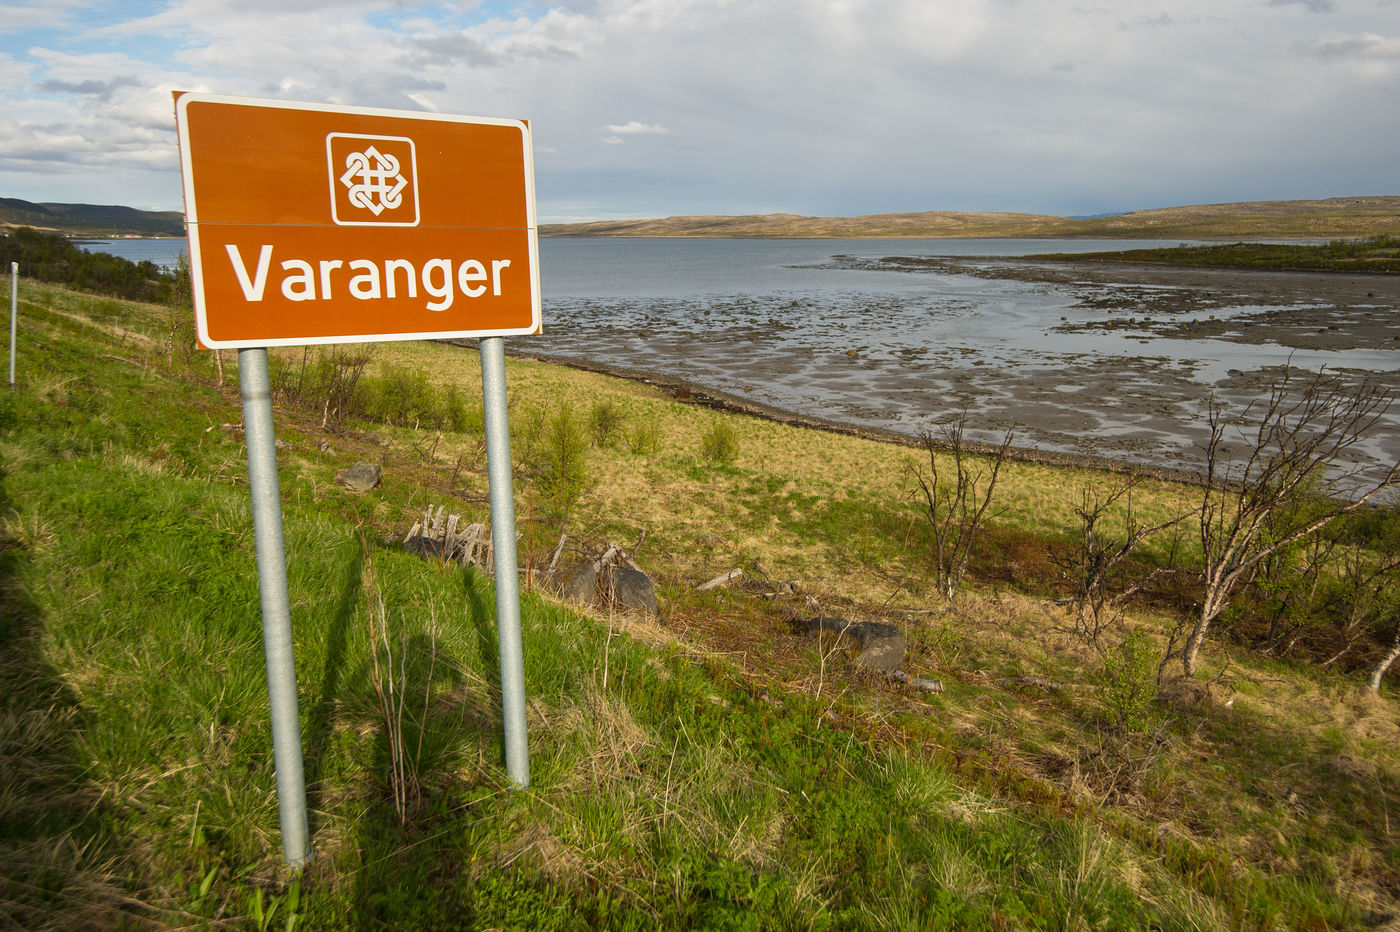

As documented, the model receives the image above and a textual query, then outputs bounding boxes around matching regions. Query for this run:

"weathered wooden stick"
[547,534,568,575]
[697,568,744,591]
[593,544,621,572]
[883,670,944,693]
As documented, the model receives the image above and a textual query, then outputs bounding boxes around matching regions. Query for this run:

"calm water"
[537,237,1198,296]
[80,234,1192,283]
[80,238,188,269]
[84,236,1400,477]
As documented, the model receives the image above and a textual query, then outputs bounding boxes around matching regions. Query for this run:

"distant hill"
[541,196,1400,240]
[0,198,185,237]
[8,194,1397,241]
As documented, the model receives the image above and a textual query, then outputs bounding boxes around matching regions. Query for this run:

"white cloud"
[0,1,85,33]
[1,0,1398,216]
[602,121,668,135]
[1298,32,1400,60]
[0,53,32,86]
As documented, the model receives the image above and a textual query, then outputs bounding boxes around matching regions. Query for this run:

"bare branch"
[913,412,1013,602]
[1183,366,1398,677]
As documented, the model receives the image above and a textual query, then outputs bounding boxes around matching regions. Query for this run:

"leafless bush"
[1370,613,1400,691]
[1356,505,1400,690]
[271,346,372,428]
[913,413,1012,602]
[1056,478,1185,647]
[1180,367,1398,678]
[1322,540,1400,670]
[1252,521,1338,657]
[363,546,437,824]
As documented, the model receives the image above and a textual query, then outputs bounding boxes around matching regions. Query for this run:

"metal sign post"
[480,336,529,787]
[238,347,312,867]
[9,261,17,386]
[175,94,542,862]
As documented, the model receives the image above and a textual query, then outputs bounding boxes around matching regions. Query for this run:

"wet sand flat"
[520,254,1400,482]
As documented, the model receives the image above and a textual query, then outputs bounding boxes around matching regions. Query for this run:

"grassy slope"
[540,196,1400,240]
[1035,238,1400,274]
[0,198,186,238]
[2,277,1398,929]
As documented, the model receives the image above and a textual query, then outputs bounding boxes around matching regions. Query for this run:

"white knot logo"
[340,146,407,215]
[327,133,419,226]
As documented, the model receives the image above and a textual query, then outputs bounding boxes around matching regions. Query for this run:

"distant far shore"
[5,193,1398,241]
[539,195,1400,241]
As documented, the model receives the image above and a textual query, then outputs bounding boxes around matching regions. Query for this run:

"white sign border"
[175,92,541,349]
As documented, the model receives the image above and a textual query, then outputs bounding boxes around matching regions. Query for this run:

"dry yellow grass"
[272,338,1199,612]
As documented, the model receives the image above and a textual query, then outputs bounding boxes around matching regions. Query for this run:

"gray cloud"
[2,0,1399,219]
[400,33,505,68]
[37,75,142,101]
[1267,0,1336,13]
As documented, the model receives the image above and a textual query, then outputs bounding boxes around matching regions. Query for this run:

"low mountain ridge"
[0,197,185,237]
[541,195,1400,239]
[6,194,1397,240]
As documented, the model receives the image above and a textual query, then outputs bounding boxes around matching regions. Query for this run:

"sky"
[0,0,1397,222]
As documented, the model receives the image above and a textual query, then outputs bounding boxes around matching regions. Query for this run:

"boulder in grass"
[336,462,381,492]
[552,563,600,604]
[602,565,659,617]
[805,616,906,672]
[550,562,659,617]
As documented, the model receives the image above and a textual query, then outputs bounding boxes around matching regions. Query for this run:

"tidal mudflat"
[524,248,1400,481]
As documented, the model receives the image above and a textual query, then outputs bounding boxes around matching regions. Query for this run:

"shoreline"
[481,256,1399,489]
[473,342,1214,487]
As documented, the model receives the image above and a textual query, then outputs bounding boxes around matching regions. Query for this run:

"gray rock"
[805,616,906,672]
[602,566,659,616]
[552,563,599,604]
[550,562,659,616]
[336,462,381,492]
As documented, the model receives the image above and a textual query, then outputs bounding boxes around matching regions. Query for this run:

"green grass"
[1037,236,1400,273]
[3,276,1399,929]
[0,438,1185,927]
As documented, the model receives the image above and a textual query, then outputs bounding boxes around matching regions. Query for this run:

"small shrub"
[513,404,546,463]
[165,300,199,375]
[363,365,440,427]
[1098,631,1163,735]
[520,404,592,522]
[587,399,626,448]
[270,346,373,427]
[699,418,740,465]
[443,384,482,434]
[628,418,660,455]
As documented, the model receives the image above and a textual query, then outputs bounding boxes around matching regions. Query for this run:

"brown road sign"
[175,93,540,348]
